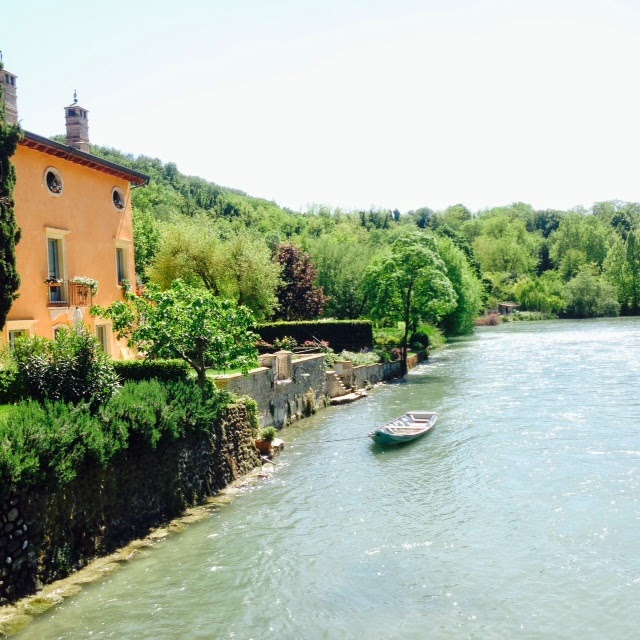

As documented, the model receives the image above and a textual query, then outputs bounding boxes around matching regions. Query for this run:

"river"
[15,318,640,639]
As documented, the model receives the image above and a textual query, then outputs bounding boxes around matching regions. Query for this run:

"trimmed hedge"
[256,320,373,352]
[113,359,190,383]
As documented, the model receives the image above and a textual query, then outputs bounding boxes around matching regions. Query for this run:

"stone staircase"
[326,370,351,398]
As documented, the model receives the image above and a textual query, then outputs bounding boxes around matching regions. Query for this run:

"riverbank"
[0,353,425,635]
[0,401,259,609]
[0,469,271,637]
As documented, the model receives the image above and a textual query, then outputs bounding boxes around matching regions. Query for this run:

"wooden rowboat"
[368,411,438,446]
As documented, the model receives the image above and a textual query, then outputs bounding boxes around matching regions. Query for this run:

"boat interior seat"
[406,412,433,422]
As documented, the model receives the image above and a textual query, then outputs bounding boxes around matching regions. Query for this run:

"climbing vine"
[0,61,22,330]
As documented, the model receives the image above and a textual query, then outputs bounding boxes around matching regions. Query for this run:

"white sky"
[3,0,640,213]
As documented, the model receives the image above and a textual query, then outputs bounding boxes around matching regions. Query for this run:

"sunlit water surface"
[17,318,640,639]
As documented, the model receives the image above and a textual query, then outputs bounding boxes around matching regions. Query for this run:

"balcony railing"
[47,281,93,308]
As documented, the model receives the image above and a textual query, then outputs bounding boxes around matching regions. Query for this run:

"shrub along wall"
[256,320,374,352]
[0,369,24,404]
[0,381,260,605]
[0,358,191,405]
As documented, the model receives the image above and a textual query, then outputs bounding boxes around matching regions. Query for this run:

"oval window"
[112,187,126,211]
[45,167,63,196]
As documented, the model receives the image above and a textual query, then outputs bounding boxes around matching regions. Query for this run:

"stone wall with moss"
[218,353,328,428]
[351,361,403,389]
[0,404,259,605]
[217,353,418,428]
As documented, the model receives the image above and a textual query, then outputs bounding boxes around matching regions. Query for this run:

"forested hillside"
[88,143,640,333]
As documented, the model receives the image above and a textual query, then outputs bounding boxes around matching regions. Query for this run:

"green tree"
[530,209,564,238]
[557,248,588,281]
[623,231,640,313]
[0,61,22,330]
[132,206,161,281]
[548,213,612,277]
[306,226,376,319]
[436,225,484,280]
[131,180,187,221]
[92,280,258,386]
[483,271,517,309]
[513,272,565,315]
[603,230,640,314]
[473,215,541,277]
[437,203,472,230]
[363,234,456,372]
[148,217,281,321]
[563,266,620,318]
[357,208,394,231]
[592,200,640,239]
[436,236,484,335]
[407,207,434,229]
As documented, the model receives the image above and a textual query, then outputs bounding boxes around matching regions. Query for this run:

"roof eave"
[19,131,150,186]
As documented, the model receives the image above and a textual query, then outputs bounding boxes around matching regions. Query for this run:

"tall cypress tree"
[0,61,22,330]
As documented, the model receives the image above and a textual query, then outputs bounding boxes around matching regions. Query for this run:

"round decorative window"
[112,187,126,211]
[45,167,63,196]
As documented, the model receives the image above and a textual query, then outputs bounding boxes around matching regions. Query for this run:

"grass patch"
[507,311,556,322]
[415,324,446,349]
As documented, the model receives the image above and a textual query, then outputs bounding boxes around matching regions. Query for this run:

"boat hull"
[369,430,429,445]
[368,411,438,446]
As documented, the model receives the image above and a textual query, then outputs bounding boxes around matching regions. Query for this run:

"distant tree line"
[84,144,640,340]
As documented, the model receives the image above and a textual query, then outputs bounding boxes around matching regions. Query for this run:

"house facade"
[1,65,149,358]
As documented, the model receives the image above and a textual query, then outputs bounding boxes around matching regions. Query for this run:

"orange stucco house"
[1,65,149,359]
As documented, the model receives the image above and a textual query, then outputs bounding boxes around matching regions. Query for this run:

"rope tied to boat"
[289,434,371,445]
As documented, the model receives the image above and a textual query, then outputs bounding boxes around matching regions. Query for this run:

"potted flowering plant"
[256,339,274,353]
[273,336,298,350]
[70,276,99,295]
[255,426,277,455]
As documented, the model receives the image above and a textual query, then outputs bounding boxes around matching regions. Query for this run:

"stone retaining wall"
[0,405,259,605]
[218,353,328,428]
[352,361,403,389]
[217,352,417,428]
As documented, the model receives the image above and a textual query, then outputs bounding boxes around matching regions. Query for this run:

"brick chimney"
[65,91,90,152]
[0,65,19,126]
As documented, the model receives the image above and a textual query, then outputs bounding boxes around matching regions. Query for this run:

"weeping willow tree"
[0,61,22,330]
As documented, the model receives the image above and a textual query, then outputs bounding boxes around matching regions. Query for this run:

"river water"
[16,318,640,639]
